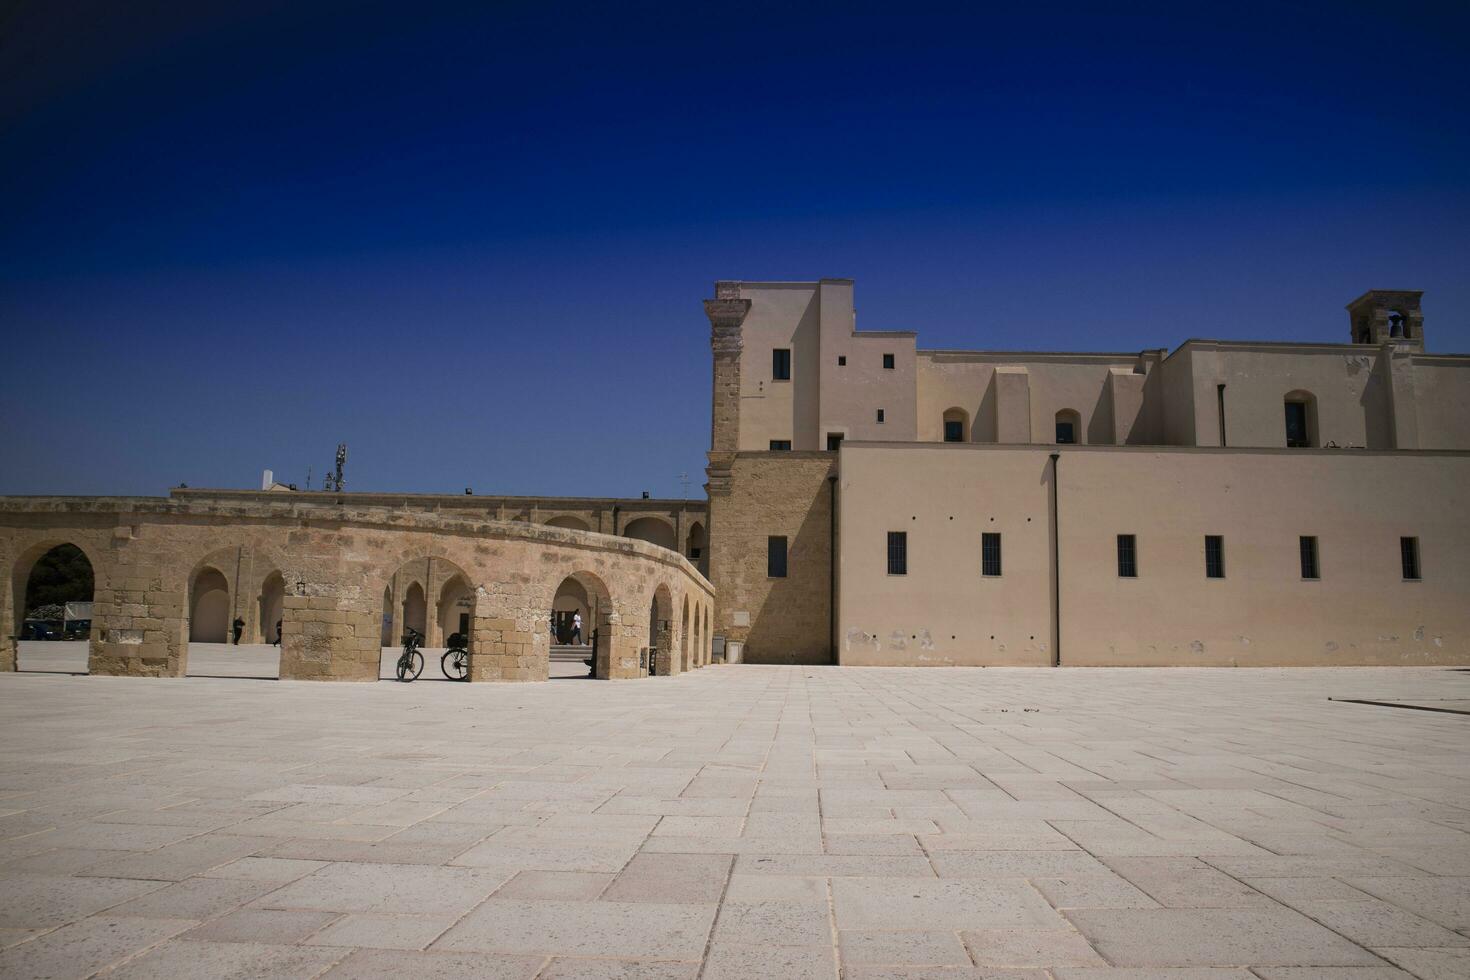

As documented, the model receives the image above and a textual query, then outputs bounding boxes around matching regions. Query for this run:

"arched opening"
[379,557,473,681]
[437,574,474,646]
[623,516,677,552]
[1284,390,1318,448]
[942,407,969,443]
[1055,409,1081,445]
[680,596,691,673]
[12,542,95,673]
[686,521,706,566]
[545,515,591,532]
[649,584,672,676]
[189,567,231,643]
[258,571,285,645]
[550,571,612,679]
[703,605,711,667]
[693,602,701,671]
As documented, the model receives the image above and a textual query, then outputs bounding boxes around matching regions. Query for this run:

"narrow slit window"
[767,536,788,578]
[887,531,907,575]
[876,409,885,424]
[772,348,791,381]
[1204,535,1225,578]
[1117,534,1137,577]
[981,533,1002,577]
[769,440,791,451]
[1401,536,1420,580]
[1299,536,1319,579]
[837,355,846,366]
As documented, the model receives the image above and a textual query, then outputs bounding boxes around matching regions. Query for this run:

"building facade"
[705,280,1470,666]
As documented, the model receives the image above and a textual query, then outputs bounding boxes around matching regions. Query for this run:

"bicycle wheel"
[397,650,423,682]
[442,649,468,681]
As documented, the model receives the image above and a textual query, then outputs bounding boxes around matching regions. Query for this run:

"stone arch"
[552,570,613,678]
[257,570,285,644]
[437,573,474,645]
[9,539,98,672]
[1284,389,1319,448]
[942,407,970,443]
[685,521,706,562]
[380,585,394,646]
[545,515,591,532]
[650,583,673,675]
[1055,408,1081,445]
[623,516,677,552]
[188,565,231,643]
[680,595,691,673]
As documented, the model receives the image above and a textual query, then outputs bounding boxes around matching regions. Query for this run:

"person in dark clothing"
[232,617,244,644]
[274,619,282,646]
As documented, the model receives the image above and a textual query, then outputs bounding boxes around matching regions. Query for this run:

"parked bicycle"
[396,626,424,682]
[442,632,469,681]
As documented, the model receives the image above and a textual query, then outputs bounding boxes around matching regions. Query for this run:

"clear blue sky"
[3,1,1467,498]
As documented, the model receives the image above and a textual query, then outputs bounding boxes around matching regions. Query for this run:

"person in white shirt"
[571,611,583,644]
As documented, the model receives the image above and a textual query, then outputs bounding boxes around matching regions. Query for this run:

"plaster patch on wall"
[844,628,879,653]
[114,629,143,645]
[1189,640,1205,654]
[1238,635,1251,646]
[1325,641,1339,653]
[1414,626,1425,641]
[888,631,908,651]
[732,611,750,627]
[917,629,935,651]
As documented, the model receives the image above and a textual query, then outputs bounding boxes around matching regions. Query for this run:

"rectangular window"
[1204,535,1225,578]
[882,353,895,369]
[767,536,788,578]
[981,533,1002,576]
[772,348,791,381]
[768,440,791,451]
[826,433,844,451]
[837,355,846,366]
[944,419,963,442]
[887,531,907,575]
[1401,536,1420,580]
[1117,534,1137,577]
[1285,400,1309,447]
[1299,536,1319,579]
[1056,421,1076,444]
[876,409,885,424]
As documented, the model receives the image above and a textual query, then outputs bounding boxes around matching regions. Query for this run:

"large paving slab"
[0,664,1467,977]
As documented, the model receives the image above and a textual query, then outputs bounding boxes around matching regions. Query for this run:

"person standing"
[571,611,583,645]
[274,619,282,646]
[232,617,244,645]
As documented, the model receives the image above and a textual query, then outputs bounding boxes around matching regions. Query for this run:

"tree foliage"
[24,544,94,617]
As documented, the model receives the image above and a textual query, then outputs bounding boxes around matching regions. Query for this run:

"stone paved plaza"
[0,665,1467,979]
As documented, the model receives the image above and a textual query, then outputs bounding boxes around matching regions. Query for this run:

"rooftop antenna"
[306,465,312,490]
[678,472,689,500]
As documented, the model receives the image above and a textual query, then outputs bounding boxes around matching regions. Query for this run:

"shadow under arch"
[9,539,99,674]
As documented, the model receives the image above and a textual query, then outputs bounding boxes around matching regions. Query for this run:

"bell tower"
[1347,290,1425,350]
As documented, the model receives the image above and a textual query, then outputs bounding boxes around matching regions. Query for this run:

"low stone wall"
[0,495,714,682]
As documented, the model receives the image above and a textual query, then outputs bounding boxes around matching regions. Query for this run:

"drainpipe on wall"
[828,474,838,665]
[1049,452,1061,668]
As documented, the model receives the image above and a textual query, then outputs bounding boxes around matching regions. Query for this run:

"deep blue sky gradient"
[3,1,1467,497]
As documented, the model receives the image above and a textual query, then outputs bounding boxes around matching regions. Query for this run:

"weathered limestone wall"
[0,495,714,683]
[707,452,835,664]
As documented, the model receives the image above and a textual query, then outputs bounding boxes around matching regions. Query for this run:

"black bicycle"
[442,632,469,681]
[396,627,424,682]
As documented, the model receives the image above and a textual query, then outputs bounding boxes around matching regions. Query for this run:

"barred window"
[1205,535,1225,578]
[769,440,791,451]
[772,348,791,381]
[1299,536,1319,579]
[883,353,895,369]
[876,409,885,424]
[981,533,1002,576]
[1401,536,1420,580]
[1117,534,1137,578]
[887,531,907,575]
[767,536,788,578]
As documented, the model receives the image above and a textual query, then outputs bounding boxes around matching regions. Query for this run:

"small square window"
[887,531,907,575]
[981,533,1002,577]
[1117,534,1137,577]
[769,440,791,451]
[876,409,885,424]
[772,348,791,381]
[1204,535,1225,578]
[1056,421,1076,444]
[944,419,963,442]
[1401,536,1420,580]
[826,433,844,451]
[767,536,788,578]
[1299,536,1319,579]
[882,353,895,370]
[837,355,847,366]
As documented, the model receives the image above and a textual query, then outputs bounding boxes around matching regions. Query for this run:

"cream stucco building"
[704,280,1470,667]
